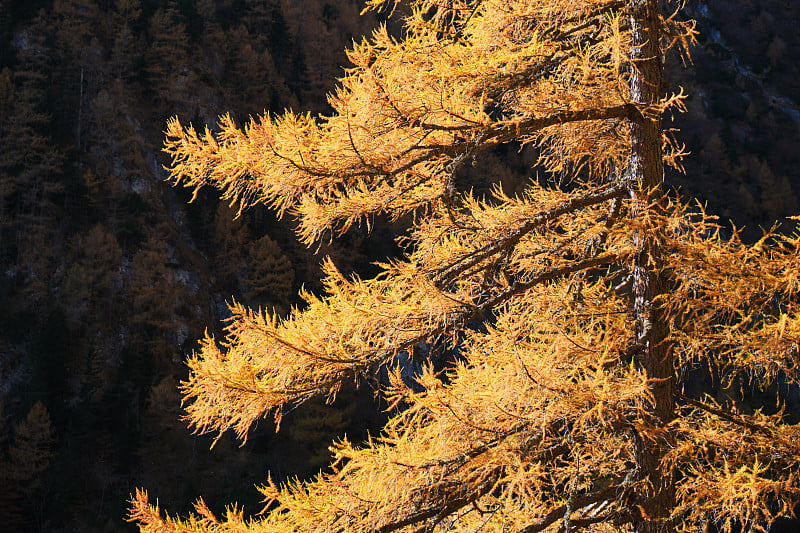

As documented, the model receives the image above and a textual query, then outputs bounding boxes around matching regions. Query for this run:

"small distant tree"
[145,1,194,109]
[130,1,800,532]
[242,234,294,309]
[5,401,56,531]
[7,402,56,493]
[0,15,64,294]
[0,402,26,530]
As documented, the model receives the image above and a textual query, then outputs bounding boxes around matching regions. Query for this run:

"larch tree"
[130,1,800,532]
[0,12,64,298]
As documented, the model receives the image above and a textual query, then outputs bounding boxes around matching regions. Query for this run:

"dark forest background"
[0,0,798,531]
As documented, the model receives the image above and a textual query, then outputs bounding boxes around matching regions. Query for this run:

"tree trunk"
[629,1,675,532]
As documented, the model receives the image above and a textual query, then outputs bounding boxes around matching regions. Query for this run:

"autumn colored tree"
[242,234,294,310]
[110,0,142,81]
[280,0,378,112]
[128,231,191,371]
[59,224,123,329]
[0,402,26,531]
[145,1,196,111]
[6,402,56,493]
[130,1,800,532]
[0,14,64,296]
[5,401,56,531]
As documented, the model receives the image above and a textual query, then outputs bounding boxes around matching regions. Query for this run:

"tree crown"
[129,1,800,532]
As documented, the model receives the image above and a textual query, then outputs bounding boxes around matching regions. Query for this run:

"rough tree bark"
[629,1,675,532]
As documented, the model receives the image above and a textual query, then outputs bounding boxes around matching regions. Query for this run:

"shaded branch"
[674,392,797,450]
[516,485,624,533]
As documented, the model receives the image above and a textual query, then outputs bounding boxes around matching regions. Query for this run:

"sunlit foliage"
[130,1,800,532]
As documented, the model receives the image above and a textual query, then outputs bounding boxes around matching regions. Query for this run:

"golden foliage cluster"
[131,1,800,532]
